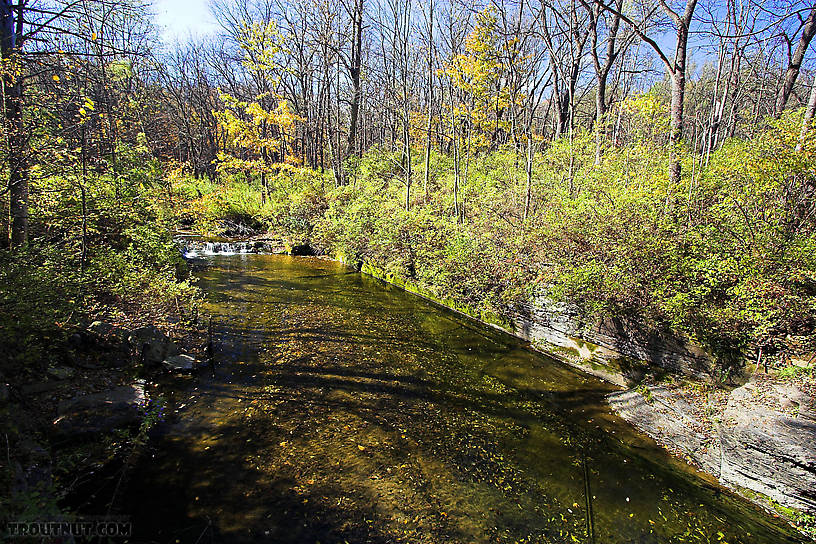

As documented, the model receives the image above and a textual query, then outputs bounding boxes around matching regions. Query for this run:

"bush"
[162,110,816,373]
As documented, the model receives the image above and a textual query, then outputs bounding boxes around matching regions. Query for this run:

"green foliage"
[778,365,815,380]
[0,157,201,378]
[166,109,816,374]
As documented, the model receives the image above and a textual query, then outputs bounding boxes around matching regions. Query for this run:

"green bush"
[162,110,816,374]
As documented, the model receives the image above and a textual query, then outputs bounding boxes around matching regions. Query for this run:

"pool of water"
[121,254,803,543]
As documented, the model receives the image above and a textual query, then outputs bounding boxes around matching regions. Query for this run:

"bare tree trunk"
[2,0,27,248]
[346,0,364,160]
[80,124,88,271]
[594,0,697,184]
[405,126,412,211]
[452,113,459,220]
[797,75,816,151]
[775,3,816,117]
[668,14,690,185]
[583,0,624,164]
[523,135,533,222]
[423,0,434,204]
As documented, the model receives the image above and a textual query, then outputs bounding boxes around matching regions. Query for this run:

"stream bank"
[1,311,208,535]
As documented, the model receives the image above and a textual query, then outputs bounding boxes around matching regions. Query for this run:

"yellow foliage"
[214,91,304,175]
[439,7,519,150]
[237,21,285,83]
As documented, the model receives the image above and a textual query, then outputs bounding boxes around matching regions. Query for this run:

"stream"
[120,252,804,543]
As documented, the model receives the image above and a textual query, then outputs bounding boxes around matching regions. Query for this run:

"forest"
[4,0,816,374]
[2,0,816,541]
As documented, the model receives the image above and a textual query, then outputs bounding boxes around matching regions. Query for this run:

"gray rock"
[11,439,52,495]
[53,382,147,436]
[68,332,86,348]
[607,387,721,475]
[163,354,196,372]
[719,383,816,514]
[127,325,179,367]
[21,381,65,395]
[609,382,816,515]
[101,357,130,369]
[511,295,713,385]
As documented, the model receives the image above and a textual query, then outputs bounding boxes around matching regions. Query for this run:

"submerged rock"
[68,331,91,348]
[127,325,179,367]
[163,353,196,372]
[46,366,75,381]
[53,382,147,436]
[289,243,315,256]
[11,438,53,497]
[607,387,721,475]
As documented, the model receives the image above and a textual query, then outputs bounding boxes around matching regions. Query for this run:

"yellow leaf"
[91,32,97,41]
[357,445,366,451]
[52,75,60,82]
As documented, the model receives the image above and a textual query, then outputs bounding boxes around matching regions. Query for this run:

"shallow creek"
[121,253,804,543]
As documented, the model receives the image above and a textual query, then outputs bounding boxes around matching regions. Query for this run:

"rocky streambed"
[2,317,207,526]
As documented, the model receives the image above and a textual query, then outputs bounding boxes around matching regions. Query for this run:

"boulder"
[11,438,52,496]
[163,354,196,372]
[53,382,147,436]
[127,325,179,367]
[719,382,816,513]
[609,381,816,515]
[68,331,90,348]
[87,320,125,340]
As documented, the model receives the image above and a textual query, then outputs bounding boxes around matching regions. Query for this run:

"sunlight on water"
[122,254,804,544]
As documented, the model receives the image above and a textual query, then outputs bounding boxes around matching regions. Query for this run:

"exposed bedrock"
[609,382,816,516]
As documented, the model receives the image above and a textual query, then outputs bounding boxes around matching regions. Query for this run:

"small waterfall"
[178,238,280,258]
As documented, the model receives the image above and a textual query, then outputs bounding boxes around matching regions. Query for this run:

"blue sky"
[153,0,218,42]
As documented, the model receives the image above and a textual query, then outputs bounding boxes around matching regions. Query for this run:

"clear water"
[121,254,804,543]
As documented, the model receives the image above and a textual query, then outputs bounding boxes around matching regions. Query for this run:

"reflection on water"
[122,254,803,543]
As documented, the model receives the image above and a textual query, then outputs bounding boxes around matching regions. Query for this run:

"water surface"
[123,254,802,543]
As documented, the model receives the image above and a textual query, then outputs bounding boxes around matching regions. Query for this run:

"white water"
[179,240,276,258]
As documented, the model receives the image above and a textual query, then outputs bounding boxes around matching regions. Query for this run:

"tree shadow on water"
[121,418,399,544]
